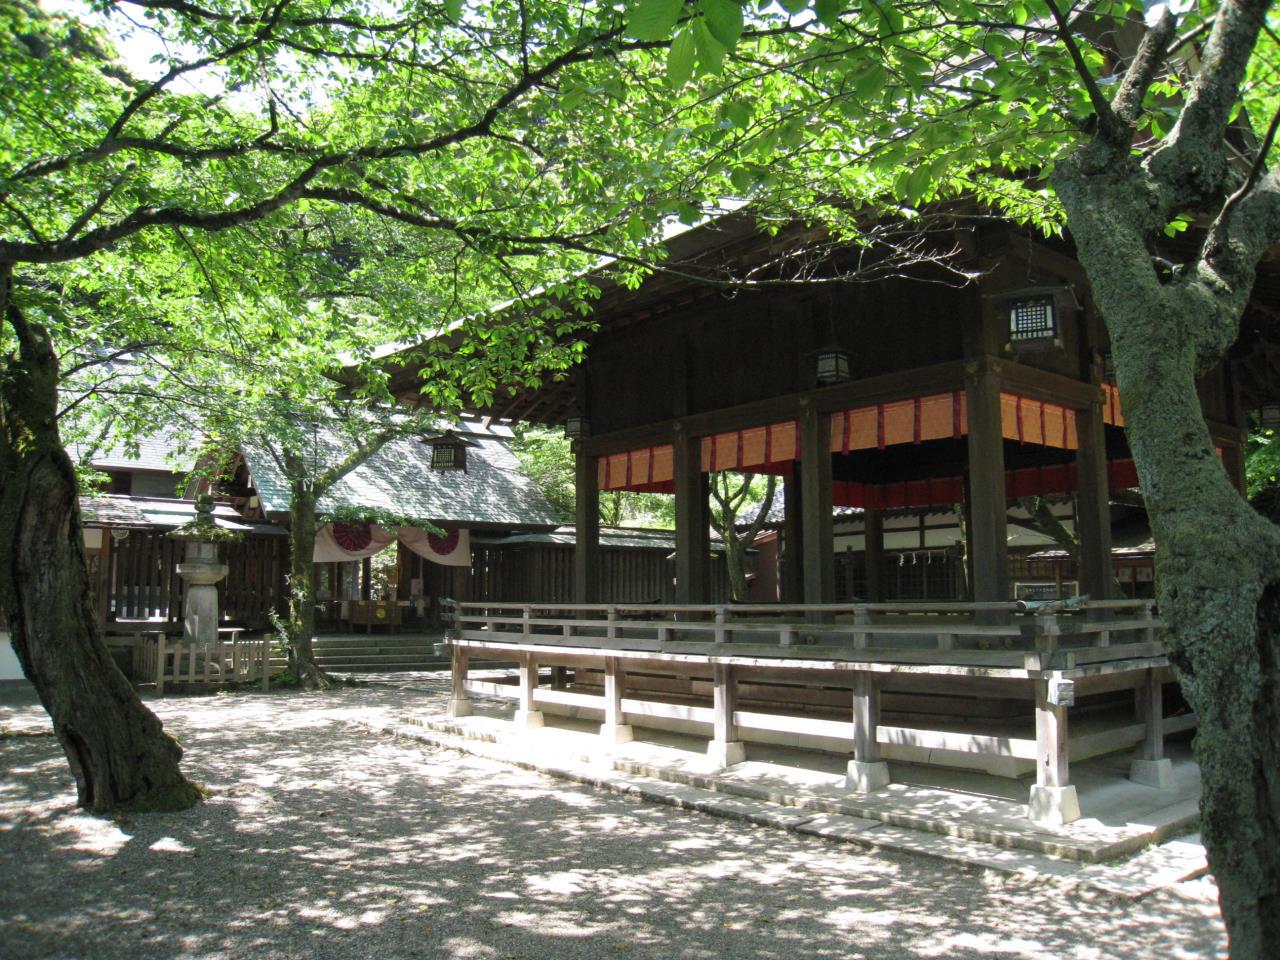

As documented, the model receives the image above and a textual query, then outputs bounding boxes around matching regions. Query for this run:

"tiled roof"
[69,428,200,473]
[79,495,285,534]
[475,525,728,552]
[242,428,560,529]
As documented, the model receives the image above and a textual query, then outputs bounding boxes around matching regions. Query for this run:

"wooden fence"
[136,634,273,696]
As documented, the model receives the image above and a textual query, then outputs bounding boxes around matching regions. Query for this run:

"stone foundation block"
[1028,784,1081,826]
[845,760,891,793]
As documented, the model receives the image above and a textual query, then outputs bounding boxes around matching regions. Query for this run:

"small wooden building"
[379,211,1265,825]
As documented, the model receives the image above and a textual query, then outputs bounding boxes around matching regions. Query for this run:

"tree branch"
[1112,9,1177,126]
[1043,0,1126,144]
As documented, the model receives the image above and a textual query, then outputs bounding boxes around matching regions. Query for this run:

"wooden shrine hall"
[382,211,1257,826]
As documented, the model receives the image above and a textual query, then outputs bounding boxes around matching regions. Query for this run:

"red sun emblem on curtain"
[427,529,460,555]
[332,523,373,553]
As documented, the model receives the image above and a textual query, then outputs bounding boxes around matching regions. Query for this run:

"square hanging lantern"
[421,430,477,472]
[1260,404,1280,431]
[564,414,590,440]
[1009,296,1057,342]
[815,346,851,385]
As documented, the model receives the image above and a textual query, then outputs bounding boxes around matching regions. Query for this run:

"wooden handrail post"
[846,672,889,792]
[261,639,270,691]
[606,607,619,641]
[600,656,633,745]
[521,605,531,640]
[155,635,166,697]
[713,607,729,646]
[1029,673,1081,825]
[515,651,544,728]
[1130,668,1173,788]
[448,644,472,717]
[707,662,745,768]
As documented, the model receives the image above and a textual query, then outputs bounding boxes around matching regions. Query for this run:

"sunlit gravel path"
[0,679,1225,960]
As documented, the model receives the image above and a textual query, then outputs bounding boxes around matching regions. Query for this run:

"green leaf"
[627,0,685,41]
[852,62,887,101]
[724,100,752,129]
[729,166,755,192]
[778,0,808,13]
[443,0,463,20]
[700,0,744,50]
[815,0,846,26]
[667,27,696,88]
[693,19,729,74]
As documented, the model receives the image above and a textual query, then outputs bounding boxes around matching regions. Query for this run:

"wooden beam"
[673,423,710,604]
[781,476,804,603]
[864,510,884,603]
[1074,402,1115,600]
[995,359,1104,410]
[574,444,600,604]
[799,403,835,607]
[964,361,1009,604]
[578,360,970,457]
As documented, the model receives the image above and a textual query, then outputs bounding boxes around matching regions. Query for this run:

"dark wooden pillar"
[574,443,600,604]
[360,556,372,600]
[799,404,834,605]
[673,424,710,604]
[964,361,1009,603]
[1074,401,1114,600]
[864,509,884,602]
[781,475,803,602]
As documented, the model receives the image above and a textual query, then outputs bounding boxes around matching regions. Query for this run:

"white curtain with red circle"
[397,527,471,567]
[312,522,397,562]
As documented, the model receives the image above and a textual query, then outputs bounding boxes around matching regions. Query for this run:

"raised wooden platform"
[444,599,1188,825]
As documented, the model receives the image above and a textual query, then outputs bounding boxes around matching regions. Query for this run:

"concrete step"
[315,653,447,666]
[310,645,442,656]
[320,662,450,673]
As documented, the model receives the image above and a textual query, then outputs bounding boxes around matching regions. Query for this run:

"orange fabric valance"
[597,388,1123,492]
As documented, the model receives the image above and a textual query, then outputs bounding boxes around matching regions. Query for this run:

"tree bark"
[284,486,329,690]
[1055,156,1280,958]
[0,292,201,813]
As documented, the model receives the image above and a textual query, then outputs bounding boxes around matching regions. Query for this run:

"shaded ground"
[0,679,1225,959]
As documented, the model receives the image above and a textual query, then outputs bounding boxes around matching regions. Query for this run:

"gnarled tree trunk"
[0,288,202,813]
[1056,106,1280,955]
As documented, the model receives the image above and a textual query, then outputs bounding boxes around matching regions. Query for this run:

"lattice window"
[1009,297,1056,342]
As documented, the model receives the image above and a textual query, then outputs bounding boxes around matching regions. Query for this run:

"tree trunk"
[0,300,201,813]
[285,489,329,690]
[1056,167,1280,956]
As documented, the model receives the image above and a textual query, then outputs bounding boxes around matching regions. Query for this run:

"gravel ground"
[0,678,1226,960]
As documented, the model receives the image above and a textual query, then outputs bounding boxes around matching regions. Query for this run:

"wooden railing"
[442,598,1161,671]
[137,635,273,696]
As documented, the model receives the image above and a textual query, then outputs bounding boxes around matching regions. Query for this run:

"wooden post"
[673,423,710,604]
[1074,401,1115,601]
[515,651,544,728]
[574,444,600,604]
[964,361,1009,605]
[155,635,166,697]
[261,638,270,692]
[1029,675,1081,824]
[864,510,884,602]
[1130,669,1173,788]
[799,403,834,610]
[600,656,633,744]
[846,672,889,791]
[707,662,745,767]
[448,644,472,717]
[781,476,804,603]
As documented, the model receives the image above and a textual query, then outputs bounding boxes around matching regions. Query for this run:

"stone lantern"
[171,495,230,646]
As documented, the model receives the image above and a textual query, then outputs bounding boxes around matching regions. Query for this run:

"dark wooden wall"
[105,530,288,627]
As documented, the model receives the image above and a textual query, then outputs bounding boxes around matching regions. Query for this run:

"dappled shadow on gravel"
[1,680,1224,960]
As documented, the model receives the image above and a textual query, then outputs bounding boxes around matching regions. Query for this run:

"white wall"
[0,633,25,681]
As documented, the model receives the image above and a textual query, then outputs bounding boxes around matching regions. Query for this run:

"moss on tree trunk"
[1056,161,1280,957]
